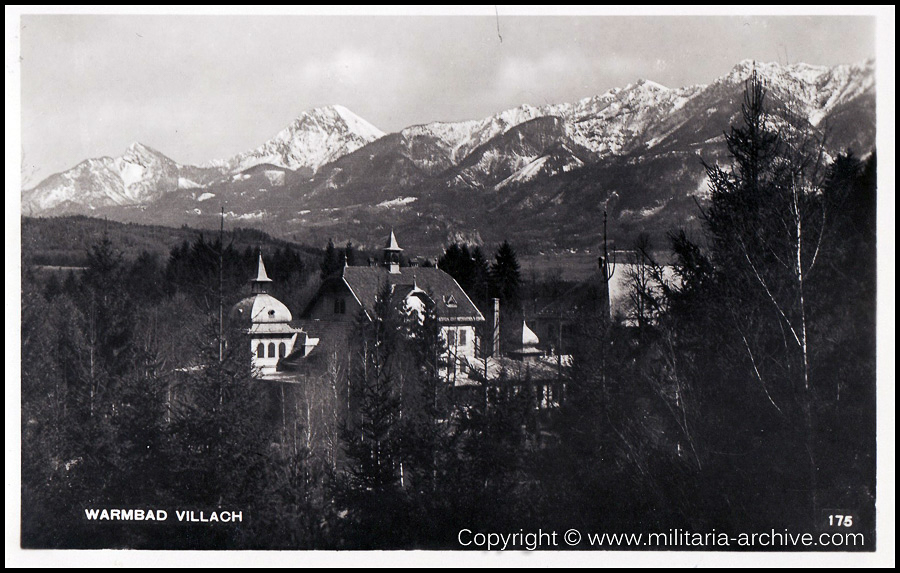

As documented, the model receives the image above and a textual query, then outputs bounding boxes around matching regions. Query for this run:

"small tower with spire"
[383,229,403,274]
[251,253,273,294]
[229,251,304,379]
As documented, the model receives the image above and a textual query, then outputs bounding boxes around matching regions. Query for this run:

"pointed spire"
[251,252,273,294]
[255,254,272,282]
[385,228,402,251]
[384,229,402,273]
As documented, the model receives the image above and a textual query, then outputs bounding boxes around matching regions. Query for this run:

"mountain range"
[22,59,876,254]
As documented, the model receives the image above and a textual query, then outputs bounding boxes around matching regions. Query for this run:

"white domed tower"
[230,254,303,377]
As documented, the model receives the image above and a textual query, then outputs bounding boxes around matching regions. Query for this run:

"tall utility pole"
[219,206,224,364]
[602,207,616,285]
[599,206,615,398]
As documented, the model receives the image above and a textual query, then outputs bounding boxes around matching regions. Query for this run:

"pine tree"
[339,281,406,547]
[491,240,521,310]
[344,241,357,267]
[162,312,283,548]
[470,246,492,307]
[397,295,452,497]
[438,243,474,291]
[320,239,343,279]
[682,69,854,528]
[124,250,165,304]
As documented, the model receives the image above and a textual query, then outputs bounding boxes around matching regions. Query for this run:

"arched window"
[279,342,286,358]
[256,343,264,358]
[268,342,276,358]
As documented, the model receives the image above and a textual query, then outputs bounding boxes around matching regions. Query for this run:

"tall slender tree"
[320,239,343,279]
[491,240,521,310]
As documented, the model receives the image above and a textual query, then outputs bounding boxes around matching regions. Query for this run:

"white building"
[229,255,305,378]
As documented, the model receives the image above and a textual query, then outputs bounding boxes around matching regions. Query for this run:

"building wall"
[250,333,297,374]
[443,324,477,361]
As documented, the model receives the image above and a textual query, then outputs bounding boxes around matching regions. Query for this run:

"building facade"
[301,231,485,380]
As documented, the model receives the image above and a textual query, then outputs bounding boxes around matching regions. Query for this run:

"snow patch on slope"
[496,156,549,189]
[376,196,418,208]
[178,177,203,189]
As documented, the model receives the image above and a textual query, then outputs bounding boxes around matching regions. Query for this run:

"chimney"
[492,298,501,357]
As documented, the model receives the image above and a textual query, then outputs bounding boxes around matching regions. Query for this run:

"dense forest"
[20,73,876,550]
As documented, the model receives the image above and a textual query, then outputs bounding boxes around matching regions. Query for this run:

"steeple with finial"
[251,253,273,294]
[383,229,403,274]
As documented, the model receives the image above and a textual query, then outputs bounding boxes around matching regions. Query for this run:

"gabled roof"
[341,266,484,322]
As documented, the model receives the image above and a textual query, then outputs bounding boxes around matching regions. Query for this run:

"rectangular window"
[334,298,346,314]
[459,328,467,346]
[447,329,456,346]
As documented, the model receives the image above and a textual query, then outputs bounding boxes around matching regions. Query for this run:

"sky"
[17,9,878,186]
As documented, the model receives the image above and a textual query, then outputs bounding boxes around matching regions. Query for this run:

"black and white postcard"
[7,6,894,568]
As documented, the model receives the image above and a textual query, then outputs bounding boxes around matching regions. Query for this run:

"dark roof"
[535,272,610,319]
[293,319,354,349]
[341,266,484,322]
[279,320,354,375]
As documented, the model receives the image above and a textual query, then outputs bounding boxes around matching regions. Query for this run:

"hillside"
[21,215,322,268]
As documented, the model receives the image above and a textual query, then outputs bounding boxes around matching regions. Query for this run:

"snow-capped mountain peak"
[632,78,670,92]
[214,105,386,174]
[719,59,876,127]
[329,104,386,141]
[121,141,169,165]
[23,143,181,213]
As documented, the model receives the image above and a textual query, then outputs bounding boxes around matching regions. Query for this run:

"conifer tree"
[320,238,343,279]
[344,241,357,267]
[491,240,521,310]
[339,281,406,547]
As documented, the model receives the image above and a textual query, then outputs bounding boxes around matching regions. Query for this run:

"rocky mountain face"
[23,60,876,252]
[23,105,385,214]
[22,143,189,213]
